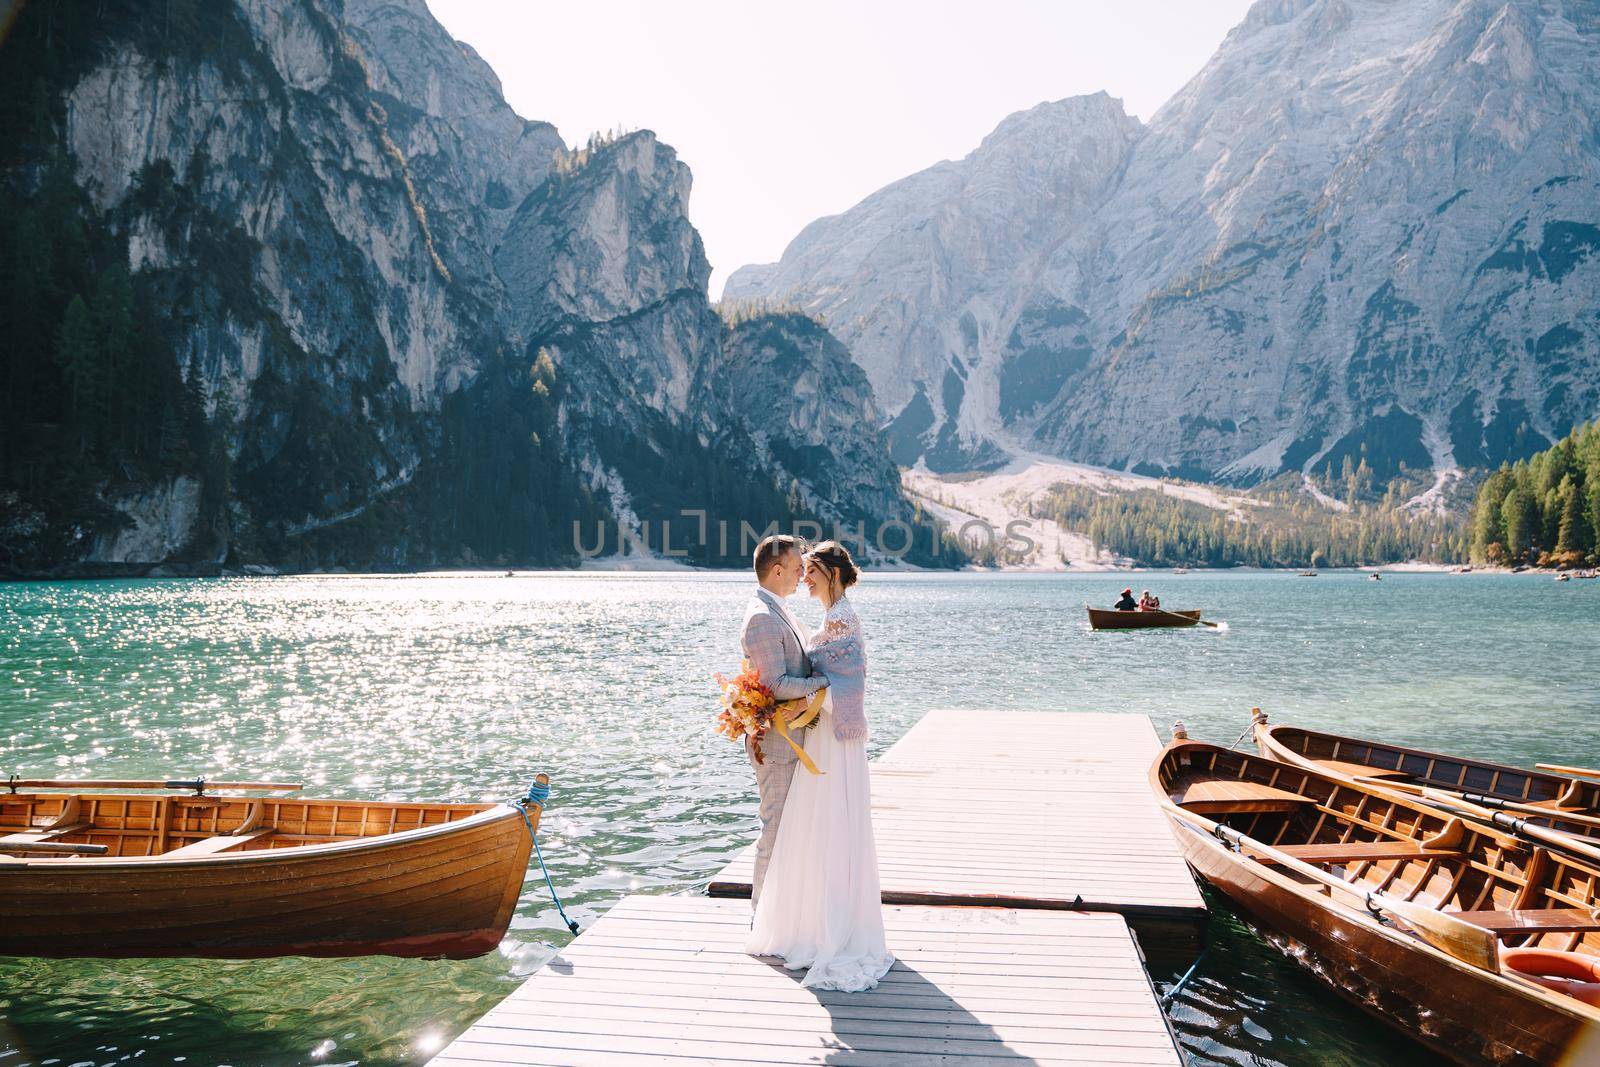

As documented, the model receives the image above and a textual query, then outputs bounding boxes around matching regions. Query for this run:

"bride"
[746,540,894,991]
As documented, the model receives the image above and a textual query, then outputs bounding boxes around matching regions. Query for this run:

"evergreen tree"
[1471,466,1512,560]
[1556,475,1589,555]
[54,294,98,446]
[1466,420,1599,568]
[1502,487,1536,560]
[180,356,209,458]
[158,397,186,468]
[1541,486,1563,550]
[1589,472,1600,553]
[93,262,135,455]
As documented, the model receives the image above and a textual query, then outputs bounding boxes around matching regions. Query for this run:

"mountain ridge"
[0,0,940,574]
[727,0,1600,488]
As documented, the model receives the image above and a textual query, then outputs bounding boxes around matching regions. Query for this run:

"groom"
[742,534,827,910]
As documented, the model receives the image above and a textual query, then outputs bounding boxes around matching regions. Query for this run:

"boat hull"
[1168,811,1600,1066]
[0,804,531,959]
[1087,608,1201,630]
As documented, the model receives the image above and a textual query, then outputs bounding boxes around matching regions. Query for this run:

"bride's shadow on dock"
[755,956,1036,1065]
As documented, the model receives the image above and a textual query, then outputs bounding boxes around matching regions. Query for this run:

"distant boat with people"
[1090,586,1216,629]
[1088,607,1204,630]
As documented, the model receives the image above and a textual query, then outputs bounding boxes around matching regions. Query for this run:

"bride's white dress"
[746,596,894,991]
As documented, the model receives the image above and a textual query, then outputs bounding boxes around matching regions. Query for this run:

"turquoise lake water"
[1,570,1595,1065]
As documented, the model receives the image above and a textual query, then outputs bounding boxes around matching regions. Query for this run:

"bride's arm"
[810,635,868,741]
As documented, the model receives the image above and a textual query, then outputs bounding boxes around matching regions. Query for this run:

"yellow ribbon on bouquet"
[771,688,826,775]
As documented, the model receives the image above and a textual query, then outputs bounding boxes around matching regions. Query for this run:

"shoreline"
[2,559,1572,582]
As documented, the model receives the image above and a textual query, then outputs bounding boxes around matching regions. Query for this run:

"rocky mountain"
[711,310,909,527]
[0,0,933,573]
[727,0,1600,488]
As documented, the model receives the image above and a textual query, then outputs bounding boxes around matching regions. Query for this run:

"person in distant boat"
[1113,587,1138,611]
[1138,590,1161,611]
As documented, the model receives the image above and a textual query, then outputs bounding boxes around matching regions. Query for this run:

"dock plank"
[709,710,1204,918]
[430,895,1183,1066]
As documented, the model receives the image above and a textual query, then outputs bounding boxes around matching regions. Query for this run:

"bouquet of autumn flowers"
[714,659,824,774]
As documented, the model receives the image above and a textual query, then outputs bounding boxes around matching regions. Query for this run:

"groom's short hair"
[754,534,801,579]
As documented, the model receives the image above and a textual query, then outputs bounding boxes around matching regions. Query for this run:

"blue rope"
[515,781,580,935]
[1159,945,1208,1009]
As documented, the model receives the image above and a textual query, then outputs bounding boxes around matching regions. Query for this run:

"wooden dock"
[711,709,1204,919]
[432,710,1201,1065]
[430,895,1185,1065]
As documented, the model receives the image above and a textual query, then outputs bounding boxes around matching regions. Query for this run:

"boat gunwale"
[1150,740,1600,1029]
[1257,722,1585,799]
[0,798,523,870]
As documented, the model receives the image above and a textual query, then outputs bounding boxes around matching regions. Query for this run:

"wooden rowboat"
[1086,607,1202,630]
[1154,738,1600,1065]
[0,778,539,959]
[1253,716,1600,819]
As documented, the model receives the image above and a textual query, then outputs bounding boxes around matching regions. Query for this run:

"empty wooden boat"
[1253,715,1600,820]
[1154,737,1600,1065]
[0,777,541,959]
[1086,607,1202,630]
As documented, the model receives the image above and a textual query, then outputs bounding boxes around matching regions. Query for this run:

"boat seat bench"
[1445,908,1600,937]
[1170,778,1311,815]
[162,828,276,857]
[1317,759,1410,781]
[1264,842,1466,865]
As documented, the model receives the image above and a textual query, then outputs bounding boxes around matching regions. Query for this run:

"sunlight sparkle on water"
[0,571,1592,1067]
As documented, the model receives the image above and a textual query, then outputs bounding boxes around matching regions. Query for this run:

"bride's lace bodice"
[812,596,862,647]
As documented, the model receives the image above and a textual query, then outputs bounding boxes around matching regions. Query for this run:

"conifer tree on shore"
[1468,421,1599,567]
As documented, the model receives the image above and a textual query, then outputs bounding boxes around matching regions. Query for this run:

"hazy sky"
[427,1,1256,298]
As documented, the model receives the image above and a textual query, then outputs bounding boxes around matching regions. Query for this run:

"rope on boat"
[1159,939,1209,1010]
[1226,708,1270,751]
[515,780,580,935]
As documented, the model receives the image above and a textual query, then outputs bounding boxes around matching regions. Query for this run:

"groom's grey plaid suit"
[741,587,824,909]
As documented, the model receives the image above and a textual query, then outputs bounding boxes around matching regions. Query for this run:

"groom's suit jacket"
[741,587,823,765]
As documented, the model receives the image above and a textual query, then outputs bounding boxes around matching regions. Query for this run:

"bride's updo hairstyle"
[804,540,859,591]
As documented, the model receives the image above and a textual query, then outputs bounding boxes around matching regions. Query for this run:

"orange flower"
[714,659,783,762]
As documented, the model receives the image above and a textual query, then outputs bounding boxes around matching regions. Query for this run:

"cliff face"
[728,0,1600,485]
[1,0,925,572]
[711,312,911,531]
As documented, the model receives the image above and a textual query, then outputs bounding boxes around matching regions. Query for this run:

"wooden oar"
[0,840,109,855]
[1200,820,1499,971]
[1537,764,1600,781]
[1149,607,1220,629]
[1363,779,1600,831]
[1419,790,1600,868]
[1368,778,1600,868]
[5,778,303,794]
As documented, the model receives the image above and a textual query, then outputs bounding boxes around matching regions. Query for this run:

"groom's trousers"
[750,752,799,911]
